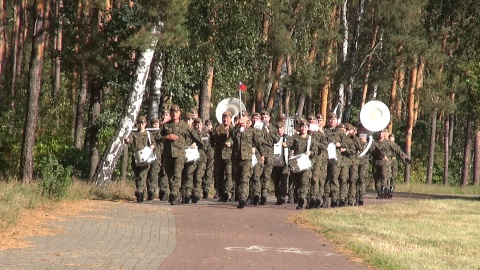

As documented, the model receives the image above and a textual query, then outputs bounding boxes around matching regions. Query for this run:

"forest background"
[0,0,479,189]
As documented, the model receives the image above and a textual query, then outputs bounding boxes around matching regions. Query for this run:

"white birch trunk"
[95,22,162,185]
[147,52,165,121]
[337,0,348,123]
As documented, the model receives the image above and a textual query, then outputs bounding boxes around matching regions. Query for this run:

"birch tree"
[94,22,162,185]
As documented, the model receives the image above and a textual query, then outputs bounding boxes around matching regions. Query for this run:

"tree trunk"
[120,145,129,181]
[443,114,450,185]
[266,57,284,111]
[88,79,101,180]
[361,23,378,108]
[461,118,473,187]
[148,52,165,121]
[52,0,63,96]
[283,54,292,117]
[426,109,437,185]
[295,93,306,117]
[404,57,418,184]
[0,0,6,93]
[9,0,21,108]
[94,22,162,185]
[336,0,348,121]
[74,64,88,149]
[20,0,50,183]
[199,60,213,122]
[344,0,364,123]
[474,128,480,186]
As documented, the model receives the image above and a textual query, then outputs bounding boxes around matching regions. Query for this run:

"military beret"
[193,117,203,124]
[276,122,285,128]
[137,116,147,123]
[316,113,324,120]
[328,112,337,119]
[307,114,316,121]
[344,123,354,130]
[279,113,286,119]
[222,111,232,117]
[337,123,346,129]
[261,111,270,116]
[151,117,159,124]
[170,104,181,112]
[189,109,198,115]
[299,120,308,126]
[185,112,194,119]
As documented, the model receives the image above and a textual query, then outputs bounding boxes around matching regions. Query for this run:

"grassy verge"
[294,198,480,270]
[0,179,134,233]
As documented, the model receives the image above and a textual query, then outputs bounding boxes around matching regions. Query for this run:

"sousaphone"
[357,100,390,157]
[215,98,247,123]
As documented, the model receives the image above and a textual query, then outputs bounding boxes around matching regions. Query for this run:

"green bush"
[38,157,73,201]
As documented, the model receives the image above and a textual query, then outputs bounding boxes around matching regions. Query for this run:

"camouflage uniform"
[203,136,215,198]
[249,139,264,205]
[346,134,364,206]
[231,124,264,208]
[271,134,290,205]
[160,119,192,205]
[147,127,161,200]
[309,130,328,208]
[323,126,348,207]
[285,133,319,209]
[337,130,355,206]
[370,139,407,198]
[259,123,280,204]
[189,126,211,202]
[211,123,233,201]
[126,128,156,201]
[181,127,196,203]
[387,139,406,197]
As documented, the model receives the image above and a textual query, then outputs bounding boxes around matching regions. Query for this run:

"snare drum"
[273,154,285,167]
[134,147,156,167]
[185,146,200,163]
[289,153,312,173]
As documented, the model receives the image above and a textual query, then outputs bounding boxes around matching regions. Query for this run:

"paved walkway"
[0,193,412,269]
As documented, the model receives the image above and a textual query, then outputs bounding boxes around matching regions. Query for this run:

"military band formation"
[124,104,409,209]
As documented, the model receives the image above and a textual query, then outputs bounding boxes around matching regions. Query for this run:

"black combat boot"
[213,189,219,199]
[147,190,154,201]
[339,200,346,207]
[237,199,246,209]
[381,186,388,199]
[135,191,144,202]
[296,198,305,210]
[191,195,200,203]
[388,187,394,198]
[320,196,330,208]
[259,196,267,205]
[202,190,209,199]
[253,195,260,206]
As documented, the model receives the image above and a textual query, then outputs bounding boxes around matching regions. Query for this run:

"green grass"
[296,199,480,270]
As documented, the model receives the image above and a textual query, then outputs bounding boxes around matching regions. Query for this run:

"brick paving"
[0,192,417,270]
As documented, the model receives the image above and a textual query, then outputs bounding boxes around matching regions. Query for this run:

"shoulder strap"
[306,135,312,152]
[147,131,152,145]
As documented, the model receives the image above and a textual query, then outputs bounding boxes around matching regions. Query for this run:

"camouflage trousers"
[348,164,359,205]
[147,159,160,194]
[290,169,312,206]
[214,158,232,197]
[338,164,350,204]
[250,161,263,198]
[311,158,327,202]
[233,159,253,201]
[373,163,392,191]
[356,163,369,203]
[181,161,197,199]
[271,165,289,200]
[132,160,150,193]
[261,157,274,198]
[325,159,339,203]
[390,159,399,189]
[162,156,185,199]
[202,154,214,195]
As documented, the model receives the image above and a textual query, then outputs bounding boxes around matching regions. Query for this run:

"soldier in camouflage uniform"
[125,116,157,202]
[344,123,364,206]
[336,124,355,207]
[355,130,370,206]
[283,120,319,210]
[158,109,171,201]
[202,119,215,198]
[370,129,408,199]
[307,115,328,208]
[259,111,279,205]
[250,113,266,205]
[232,115,264,208]
[146,117,161,200]
[187,118,211,203]
[180,112,196,203]
[387,133,408,198]
[271,122,290,205]
[323,113,349,208]
[160,105,192,205]
[211,111,234,202]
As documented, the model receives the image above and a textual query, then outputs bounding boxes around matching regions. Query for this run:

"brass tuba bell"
[215,98,246,123]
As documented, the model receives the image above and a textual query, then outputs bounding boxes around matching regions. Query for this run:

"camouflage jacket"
[285,134,319,158]
[231,125,264,161]
[160,120,192,158]
[211,124,233,160]
[259,123,280,158]
[126,130,155,152]
[190,129,211,161]
[370,139,407,166]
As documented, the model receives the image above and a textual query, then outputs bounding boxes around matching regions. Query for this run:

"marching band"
[125,101,409,209]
